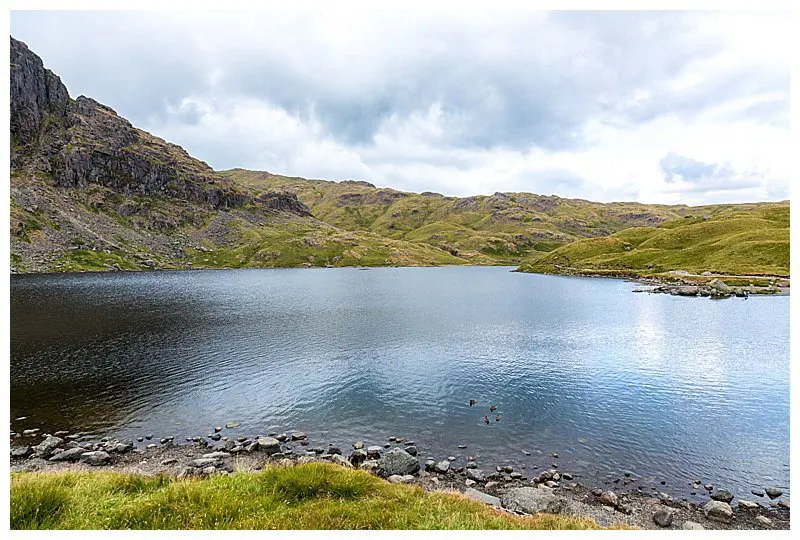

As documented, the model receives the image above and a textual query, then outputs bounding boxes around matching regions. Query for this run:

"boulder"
[48,447,86,462]
[737,500,759,510]
[764,487,783,499]
[653,508,674,527]
[704,500,733,523]
[464,488,502,508]
[360,460,379,473]
[256,436,281,455]
[377,448,420,477]
[501,487,566,515]
[599,491,618,507]
[349,449,367,466]
[290,431,308,441]
[11,446,31,459]
[33,435,63,457]
[434,460,451,474]
[404,445,418,456]
[80,451,111,466]
[466,468,486,482]
[711,489,734,503]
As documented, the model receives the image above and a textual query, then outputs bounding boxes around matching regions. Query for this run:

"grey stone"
[653,508,674,527]
[80,450,111,466]
[191,457,220,467]
[330,454,352,468]
[48,447,86,461]
[764,487,782,499]
[202,451,231,459]
[404,445,417,456]
[349,449,367,466]
[682,521,705,530]
[501,487,566,514]
[435,460,451,474]
[755,515,772,526]
[377,448,420,477]
[466,461,478,469]
[466,468,485,482]
[366,446,383,459]
[737,499,759,509]
[464,488,502,508]
[11,446,31,459]
[704,500,733,523]
[387,474,415,484]
[160,458,178,466]
[256,436,281,455]
[465,479,476,487]
[33,435,63,457]
[711,489,734,503]
[599,491,618,507]
[291,431,308,441]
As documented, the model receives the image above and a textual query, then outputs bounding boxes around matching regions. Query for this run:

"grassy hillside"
[10,175,466,273]
[518,204,790,279]
[11,464,601,530]
[221,168,746,265]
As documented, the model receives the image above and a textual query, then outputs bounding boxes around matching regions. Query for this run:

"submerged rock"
[711,489,734,503]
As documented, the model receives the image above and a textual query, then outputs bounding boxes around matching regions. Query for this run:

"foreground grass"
[11,463,601,530]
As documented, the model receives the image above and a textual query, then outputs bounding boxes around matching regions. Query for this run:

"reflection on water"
[10,267,790,498]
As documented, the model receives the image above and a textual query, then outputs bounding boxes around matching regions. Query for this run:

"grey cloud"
[12,10,785,156]
[659,152,761,193]
[660,152,719,183]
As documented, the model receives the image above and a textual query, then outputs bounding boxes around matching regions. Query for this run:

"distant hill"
[221,169,776,265]
[517,204,789,279]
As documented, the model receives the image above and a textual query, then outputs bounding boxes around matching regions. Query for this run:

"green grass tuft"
[11,464,603,530]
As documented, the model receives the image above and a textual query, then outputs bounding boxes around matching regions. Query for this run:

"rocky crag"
[11,37,473,273]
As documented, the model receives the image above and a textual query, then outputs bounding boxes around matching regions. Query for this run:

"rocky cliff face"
[10,36,310,216]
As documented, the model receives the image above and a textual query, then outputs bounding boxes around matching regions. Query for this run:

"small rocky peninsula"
[10,426,789,530]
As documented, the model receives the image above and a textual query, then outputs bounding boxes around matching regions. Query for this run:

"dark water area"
[10,267,790,500]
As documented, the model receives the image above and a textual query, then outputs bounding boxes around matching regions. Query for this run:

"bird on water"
[483,416,490,424]
[489,405,497,412]
[469,399,477,406]
[495,415,501,422]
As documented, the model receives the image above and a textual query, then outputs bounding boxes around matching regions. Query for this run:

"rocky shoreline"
[632,277,789,298]
[10,428,789,530]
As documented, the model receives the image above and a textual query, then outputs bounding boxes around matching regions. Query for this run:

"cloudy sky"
[11,10,791,204]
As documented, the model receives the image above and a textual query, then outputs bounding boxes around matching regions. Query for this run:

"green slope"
[517,204,789,278]
[220,168,786,267]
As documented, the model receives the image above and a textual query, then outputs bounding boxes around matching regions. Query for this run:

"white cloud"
[10,10,790,205]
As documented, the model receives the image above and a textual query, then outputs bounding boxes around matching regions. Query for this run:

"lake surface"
[11,267,790,499]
